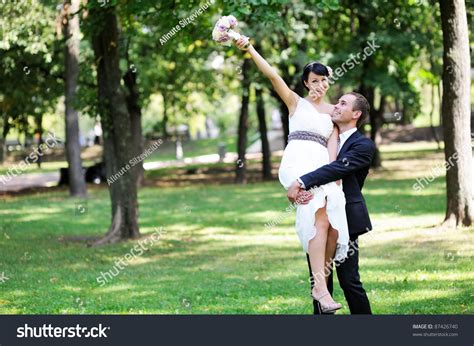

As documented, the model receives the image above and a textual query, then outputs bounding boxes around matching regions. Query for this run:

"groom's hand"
[295,190,313,205]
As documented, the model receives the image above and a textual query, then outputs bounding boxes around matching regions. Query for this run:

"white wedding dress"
[278,97,349,260]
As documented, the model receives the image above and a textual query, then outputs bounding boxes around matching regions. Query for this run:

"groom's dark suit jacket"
[300,130,376,236]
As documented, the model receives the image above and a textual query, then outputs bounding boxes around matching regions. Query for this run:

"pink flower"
[326,65,333,77]
[217,36,229,43]
[219,16,231,29]
[212,15,242,47]
[227,15,237,27]
[218,23,228,31]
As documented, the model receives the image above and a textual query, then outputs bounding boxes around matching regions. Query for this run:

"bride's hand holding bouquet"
[212,15,250,49]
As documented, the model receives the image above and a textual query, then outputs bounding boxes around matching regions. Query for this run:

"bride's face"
[305,72,329,97]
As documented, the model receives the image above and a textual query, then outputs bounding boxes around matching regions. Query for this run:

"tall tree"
[89,4,139,244]
[0,113,7,163]
[439,0,473,227]
[235,58,251,184]
[317,0,439,168]
[0,0,62,164]
[123,40,144,187]
[63,0,87,197]
[255,86,272,180]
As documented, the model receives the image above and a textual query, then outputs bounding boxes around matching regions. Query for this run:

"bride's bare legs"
[324,226,338,285]
[307,205,340,307]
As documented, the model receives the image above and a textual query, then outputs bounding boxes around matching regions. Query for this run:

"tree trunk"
[439,0,473,227]
[355,8,383,168]
[162,95,169,138]
[64,0,87,198]
[0,113,7,164]
[35,115,44,168]
[358,84,383,168]
[279,100,289,147]
[373,95,385,167]
[91,6,140,245]
[271,61,304,148]
[123,67,144,187]
[0,135,4,164]
[269,91,288,147]
[235,58,251,184]
[438,82,443,128]
[255,87,272,180]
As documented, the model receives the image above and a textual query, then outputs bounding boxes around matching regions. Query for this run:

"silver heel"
[311,291,342,313]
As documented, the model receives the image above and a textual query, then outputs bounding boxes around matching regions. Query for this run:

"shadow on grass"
[0,164,470,313]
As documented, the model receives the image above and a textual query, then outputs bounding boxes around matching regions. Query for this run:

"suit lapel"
[337,130,362,158]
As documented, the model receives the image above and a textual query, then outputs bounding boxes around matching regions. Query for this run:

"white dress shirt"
[337,127,358,155]
[297,127,358,189]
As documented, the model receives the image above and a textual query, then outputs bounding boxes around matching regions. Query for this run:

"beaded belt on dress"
[288,131,328,147]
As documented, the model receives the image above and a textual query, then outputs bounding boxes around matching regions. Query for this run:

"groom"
[287,92,375,314]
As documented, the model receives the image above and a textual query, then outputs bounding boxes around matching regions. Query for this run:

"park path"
[0,151,273,193]
[0,125,446,193]
[0,172,60,193]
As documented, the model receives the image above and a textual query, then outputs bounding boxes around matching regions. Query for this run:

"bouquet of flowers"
[212,15,249,47]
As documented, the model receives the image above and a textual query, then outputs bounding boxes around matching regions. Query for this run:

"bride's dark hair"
[301,62,330,91]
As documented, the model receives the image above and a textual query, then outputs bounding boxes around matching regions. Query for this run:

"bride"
[235,36,349,313]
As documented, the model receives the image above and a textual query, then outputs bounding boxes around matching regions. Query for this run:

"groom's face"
[332,94,360,125]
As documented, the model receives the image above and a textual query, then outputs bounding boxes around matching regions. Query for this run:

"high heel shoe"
[311,291,342,313]
[316,300,336,315]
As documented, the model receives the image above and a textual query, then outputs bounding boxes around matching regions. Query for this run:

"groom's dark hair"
[348,92,370,128]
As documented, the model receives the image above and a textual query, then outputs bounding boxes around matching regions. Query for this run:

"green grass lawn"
[0,143,472,314]
[143,136,239,163]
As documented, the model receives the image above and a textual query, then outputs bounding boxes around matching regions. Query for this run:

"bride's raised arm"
[235,37,299,115]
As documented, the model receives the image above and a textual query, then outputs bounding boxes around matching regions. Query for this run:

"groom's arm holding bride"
[287,138,376,203]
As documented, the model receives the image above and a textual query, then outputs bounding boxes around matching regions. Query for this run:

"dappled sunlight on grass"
[95,284,136,293]
[0,143,472,314]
